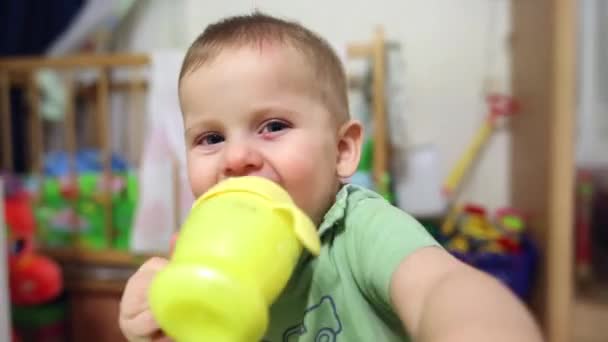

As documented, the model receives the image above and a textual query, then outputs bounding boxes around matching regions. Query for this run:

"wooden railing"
[0,53,156,267]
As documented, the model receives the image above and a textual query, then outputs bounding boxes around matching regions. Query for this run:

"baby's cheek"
[280,148,334,218]
[280,149,318,182]
[187,159,216,198]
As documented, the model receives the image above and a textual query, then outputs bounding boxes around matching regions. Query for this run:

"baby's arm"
[390,247,543,342]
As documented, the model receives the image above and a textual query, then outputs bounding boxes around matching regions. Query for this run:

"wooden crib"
[0,53,157,268]
[0,53,158,341]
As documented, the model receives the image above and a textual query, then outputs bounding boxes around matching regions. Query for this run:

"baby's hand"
[119,257,172,342]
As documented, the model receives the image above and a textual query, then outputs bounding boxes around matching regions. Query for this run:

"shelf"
[573,297,608,342]
[65,278,127,295]
[41,247,164,268]
[573,281,608,342]
[41,248,165,294]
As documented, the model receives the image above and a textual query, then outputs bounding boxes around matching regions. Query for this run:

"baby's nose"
[222,143,263,177]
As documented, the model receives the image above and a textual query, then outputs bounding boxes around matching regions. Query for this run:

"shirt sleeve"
[344,197,440,316]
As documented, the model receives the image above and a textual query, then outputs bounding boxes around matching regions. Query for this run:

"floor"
[572,283,608,342]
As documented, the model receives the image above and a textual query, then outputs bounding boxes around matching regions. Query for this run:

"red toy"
[4,190,63,306]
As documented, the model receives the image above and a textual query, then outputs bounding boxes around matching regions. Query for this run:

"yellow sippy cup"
[148,176,321,342]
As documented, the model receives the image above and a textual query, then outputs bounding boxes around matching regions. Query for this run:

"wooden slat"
[0,73,12,171]
[127,69,145,165]
[511,1,576,341]
[83,89,97,148]
[64,73,77,172]
[96,69,114,248]
[546,0,576,341]
[108,79,147,93]
[0,53,150,70]
[63,73,81,245]
[347,43,372,58]
[371,27,388,191]
[27,72,43,175]
[8,74,148,93]
[512,0,552,322]
[79,79,148,101]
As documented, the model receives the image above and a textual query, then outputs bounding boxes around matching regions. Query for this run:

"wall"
[577,0,608,168]
[118,0,513,210]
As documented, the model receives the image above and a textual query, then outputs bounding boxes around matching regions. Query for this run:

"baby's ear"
[336,120,363,178]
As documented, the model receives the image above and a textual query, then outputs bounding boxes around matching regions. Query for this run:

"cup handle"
[273,205,321,256]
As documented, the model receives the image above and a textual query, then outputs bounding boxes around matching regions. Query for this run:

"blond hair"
[179,12,349,122]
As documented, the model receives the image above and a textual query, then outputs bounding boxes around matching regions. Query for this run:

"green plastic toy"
[33,172,137,250]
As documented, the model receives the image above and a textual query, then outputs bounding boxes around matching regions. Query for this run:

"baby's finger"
[140,256,170,273]
[123,309,163,338]
[120,257,169,318]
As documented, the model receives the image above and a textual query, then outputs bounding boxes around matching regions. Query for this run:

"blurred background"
[0,0,604,341]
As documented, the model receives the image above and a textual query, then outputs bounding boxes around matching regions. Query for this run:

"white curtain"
[129,51,194,254]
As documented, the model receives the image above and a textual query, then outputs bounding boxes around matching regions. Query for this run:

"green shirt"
[263,184,440,342]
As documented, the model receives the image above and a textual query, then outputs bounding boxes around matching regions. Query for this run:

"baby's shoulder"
[322,185,431,249]
[340,186,421,233]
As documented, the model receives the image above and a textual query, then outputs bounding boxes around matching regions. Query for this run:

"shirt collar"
[317,183,356,237]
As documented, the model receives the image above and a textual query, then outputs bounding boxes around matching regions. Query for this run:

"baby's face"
[179,45,342,223]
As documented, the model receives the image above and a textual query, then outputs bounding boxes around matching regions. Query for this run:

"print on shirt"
[282,296,342,342]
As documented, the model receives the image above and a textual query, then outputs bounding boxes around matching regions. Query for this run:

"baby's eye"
[259,120,290,134]
[197,132,224,146]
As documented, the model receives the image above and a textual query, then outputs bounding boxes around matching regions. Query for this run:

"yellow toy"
[442,94,519,198]
[148,176,321,342]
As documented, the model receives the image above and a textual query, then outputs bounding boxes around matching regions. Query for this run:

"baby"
[119,13,542,342]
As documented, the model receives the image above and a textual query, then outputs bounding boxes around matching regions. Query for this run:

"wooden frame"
[347,27,389,192]
[511,1,576,341]
[0,53,156,267]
